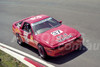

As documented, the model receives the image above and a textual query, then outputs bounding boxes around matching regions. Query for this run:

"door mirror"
[20,26,22,29]
[59,20,62,23]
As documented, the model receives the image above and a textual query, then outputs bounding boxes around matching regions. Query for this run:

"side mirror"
[59,20,62,23]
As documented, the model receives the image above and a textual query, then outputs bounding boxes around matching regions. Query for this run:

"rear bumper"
[46,38,83,57]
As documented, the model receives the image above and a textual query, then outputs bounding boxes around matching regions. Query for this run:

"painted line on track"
[0,43,55,67]
[0,45,36,67]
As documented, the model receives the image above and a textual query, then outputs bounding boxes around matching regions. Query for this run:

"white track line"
[0,43,55,67]
[0,45,36,67]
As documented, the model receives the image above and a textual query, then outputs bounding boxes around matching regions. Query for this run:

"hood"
[36,24,81,47]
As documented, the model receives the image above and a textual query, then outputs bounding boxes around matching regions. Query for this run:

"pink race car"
[12,15,83,58]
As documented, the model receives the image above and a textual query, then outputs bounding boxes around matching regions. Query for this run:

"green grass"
[0,50,28,67]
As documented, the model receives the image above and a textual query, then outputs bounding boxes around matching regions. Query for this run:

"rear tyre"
[38,44,47,59]
[16,34,23,45]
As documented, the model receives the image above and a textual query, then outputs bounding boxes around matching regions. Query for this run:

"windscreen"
[31,17,61,35]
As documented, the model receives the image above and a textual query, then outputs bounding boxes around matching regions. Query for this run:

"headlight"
[51,47,58,50]
[51,44,65,50]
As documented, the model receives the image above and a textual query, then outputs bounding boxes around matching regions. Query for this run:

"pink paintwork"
[12,15,83,57]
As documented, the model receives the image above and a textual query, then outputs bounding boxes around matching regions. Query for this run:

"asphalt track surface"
[0,0,100,67]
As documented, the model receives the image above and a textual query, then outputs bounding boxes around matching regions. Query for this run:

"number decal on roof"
[30,16,42,20]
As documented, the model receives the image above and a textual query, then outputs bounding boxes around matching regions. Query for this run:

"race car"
[12,15,83,59]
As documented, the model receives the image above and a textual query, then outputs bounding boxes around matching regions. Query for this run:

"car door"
[21,22,37,48]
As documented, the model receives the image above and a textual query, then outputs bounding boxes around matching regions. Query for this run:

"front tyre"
[38,44,47,59]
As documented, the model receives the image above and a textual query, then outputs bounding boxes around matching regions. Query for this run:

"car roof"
[24,15,50,24]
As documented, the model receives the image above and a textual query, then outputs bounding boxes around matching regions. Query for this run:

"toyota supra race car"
[12,15,83,59]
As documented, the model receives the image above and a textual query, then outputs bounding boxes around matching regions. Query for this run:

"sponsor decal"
[29,35,34,42]
[15,28,20,33]
[30,35,33,40]
[57,33,73,42]
[23,31,29,43]
[51,30,63,36]
[30,16,42,20]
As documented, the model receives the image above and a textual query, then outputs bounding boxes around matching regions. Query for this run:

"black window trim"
[22,22,33,35]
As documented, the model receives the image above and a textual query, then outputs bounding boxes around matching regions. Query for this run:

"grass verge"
[0,50,28,67]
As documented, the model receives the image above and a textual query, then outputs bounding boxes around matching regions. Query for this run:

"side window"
[22,22,32,33]
[15,21,23,28]
[19,21,23,24]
